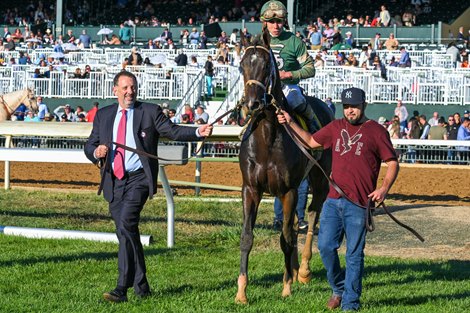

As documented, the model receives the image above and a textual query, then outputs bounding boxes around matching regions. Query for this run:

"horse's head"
[239,28,280,119]
[25,88,38,113]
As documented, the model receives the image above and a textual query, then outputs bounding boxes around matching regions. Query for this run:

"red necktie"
[114,109,127,179]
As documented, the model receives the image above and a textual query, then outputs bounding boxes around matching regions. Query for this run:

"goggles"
[262,9,287,21]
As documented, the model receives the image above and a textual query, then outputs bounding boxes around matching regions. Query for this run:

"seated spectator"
[398,46,411,67]
[388,56,399,67]
[384,33,399,50]
[73,67,84,78]
[180,114,191,124]
[127,47,143,66]
[105,34,121,45]
[314,54,324,68]
[345,53,359,66]
[194,105,209,124]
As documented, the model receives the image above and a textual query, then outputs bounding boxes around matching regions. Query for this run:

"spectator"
[24,110,40,122]
[325,97,335,115]
[194,105,209,123]
[119,23,132,45]
[229,28,238,45]
[168,109,179,123]
[218,31,229,46]
[105,34,121,45]
[379,5,391,27]
[175,50,188,66]
[384,33,399,50]
[419,115,431,139]
[428,112,440,127]
[127,47,143,66]
[36,96,48,120]
[78,29,91,49]
[387,116,401,139]
[314,54,325,68]
[369,33,382,51]
[398,46,411,67]
[13,103,28,121]
[428,117,447,140]
[394,99,408,132]
[63,29,76,44]
[204,55,214,97]
[86,102,99,122]
[446,42,461,68]
[199,31,208,49]
[388,56,399,67]
[309,25,322,50]
[54,104,75,121]
[160,27,172,41]
[189,27,200,46]
[344,31,354,48]
[183,104,194,123]
[180,113,191,124]
[456,118,470,160]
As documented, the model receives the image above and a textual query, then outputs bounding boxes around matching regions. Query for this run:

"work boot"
[294,102,319,133]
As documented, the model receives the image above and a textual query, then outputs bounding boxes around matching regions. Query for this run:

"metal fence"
[1,135,468,165]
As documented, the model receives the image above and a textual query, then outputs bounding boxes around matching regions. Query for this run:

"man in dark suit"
[84,71,212,303]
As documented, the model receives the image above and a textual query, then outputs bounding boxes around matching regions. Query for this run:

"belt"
[116,168,145,180]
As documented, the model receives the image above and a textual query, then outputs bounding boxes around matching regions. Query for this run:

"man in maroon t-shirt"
[277,87,399,311]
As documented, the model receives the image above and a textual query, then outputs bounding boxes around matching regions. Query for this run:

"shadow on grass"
[389,193,470,203]
[366,259,470,288]
[0,208,272,229]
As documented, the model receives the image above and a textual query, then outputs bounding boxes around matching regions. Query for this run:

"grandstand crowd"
[0,1,469,161]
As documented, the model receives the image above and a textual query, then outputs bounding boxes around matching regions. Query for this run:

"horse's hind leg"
[299,167,329,284]
[235,186,261,304]
[279,189,297,297]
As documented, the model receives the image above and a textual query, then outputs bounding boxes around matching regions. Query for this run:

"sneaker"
[272,219,283,231]
[298,219,308,230]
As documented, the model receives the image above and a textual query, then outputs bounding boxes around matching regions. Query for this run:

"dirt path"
[1,162,469,260]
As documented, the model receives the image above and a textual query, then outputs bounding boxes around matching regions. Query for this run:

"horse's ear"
[262,25,271,48]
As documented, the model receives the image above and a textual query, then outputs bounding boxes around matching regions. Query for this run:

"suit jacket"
[84,101,199,202]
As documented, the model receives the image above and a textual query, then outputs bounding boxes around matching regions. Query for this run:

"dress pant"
[109,170,150,295]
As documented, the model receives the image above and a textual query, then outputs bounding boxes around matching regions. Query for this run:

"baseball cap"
[341,87,366,105]
[464,110,469,114]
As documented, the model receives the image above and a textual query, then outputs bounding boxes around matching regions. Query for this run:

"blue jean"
[317,197,367,311]
[205,75,213,96]
[273,178,308,221]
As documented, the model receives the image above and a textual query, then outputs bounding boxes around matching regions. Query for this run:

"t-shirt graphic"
[339,129,362,156]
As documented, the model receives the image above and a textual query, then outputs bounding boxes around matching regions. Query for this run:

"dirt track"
[1,162,469,260]
[1,162,468,205]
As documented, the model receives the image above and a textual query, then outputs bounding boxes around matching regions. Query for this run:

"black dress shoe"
[103,289,128,303]
[136,291,152,299]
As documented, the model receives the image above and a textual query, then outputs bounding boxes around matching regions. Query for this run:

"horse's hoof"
[298,273,312,284]
[235,294,248,304]
[281,288,292,298]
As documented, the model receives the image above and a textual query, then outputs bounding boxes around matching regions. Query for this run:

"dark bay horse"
[235,30,334,304]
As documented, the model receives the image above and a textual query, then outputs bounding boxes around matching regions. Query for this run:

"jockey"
[260,0,317,132]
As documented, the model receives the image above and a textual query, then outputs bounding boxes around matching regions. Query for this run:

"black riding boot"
[294,102,318,133]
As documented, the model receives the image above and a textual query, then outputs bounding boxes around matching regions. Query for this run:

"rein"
[100,103,241,166]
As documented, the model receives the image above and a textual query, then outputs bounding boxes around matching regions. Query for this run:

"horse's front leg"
[299,169,329,284]
[279,189,298,297]
[235,185,261,304]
